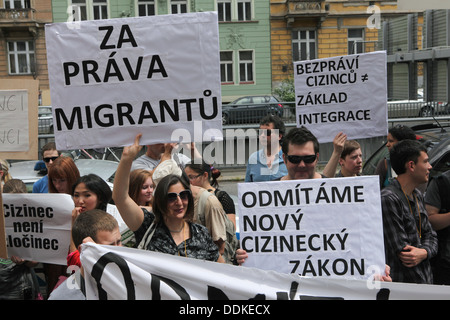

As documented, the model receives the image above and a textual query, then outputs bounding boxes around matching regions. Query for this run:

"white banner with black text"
[80,243,450,301]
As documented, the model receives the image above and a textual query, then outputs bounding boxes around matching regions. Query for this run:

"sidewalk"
[217,163,329,182]
[217,166,246,182]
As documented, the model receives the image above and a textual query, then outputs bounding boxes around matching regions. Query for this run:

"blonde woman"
[0,158,12,192]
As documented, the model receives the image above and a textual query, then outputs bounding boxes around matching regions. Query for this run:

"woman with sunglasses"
[113,134,225,262]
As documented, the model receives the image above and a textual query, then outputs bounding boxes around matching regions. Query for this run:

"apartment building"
[51,0,272,103]
[270,0,420,89]
[0,0,53,104]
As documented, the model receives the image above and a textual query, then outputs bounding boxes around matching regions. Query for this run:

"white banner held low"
[45,12,222,150]
[80,243,450,300]
[294,51,388,143]
[238,176,385,280]
[3,193,74,265]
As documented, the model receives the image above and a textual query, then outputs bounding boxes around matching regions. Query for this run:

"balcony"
[0,8,36,23]
[284,0,327,26]
[288,0,326,15]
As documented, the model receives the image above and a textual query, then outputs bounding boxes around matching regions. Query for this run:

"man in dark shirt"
[425,170,450,284]
[381,139,437,283]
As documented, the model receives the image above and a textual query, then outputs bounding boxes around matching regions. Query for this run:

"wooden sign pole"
[0,192,8,259]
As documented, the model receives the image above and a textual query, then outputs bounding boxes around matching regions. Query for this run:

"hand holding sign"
[122,133,143,161]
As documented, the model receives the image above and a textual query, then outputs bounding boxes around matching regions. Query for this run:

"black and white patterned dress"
[134,208,220,262]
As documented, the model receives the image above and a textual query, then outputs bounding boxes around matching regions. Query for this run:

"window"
[71,0,87,21]
[171,0,187,14]
[217,0,253,22]
[239,50,253,83]
[4,0,30,9]
[138,0,155,16]
[348,28,364,54]
[93,0,107,20]
[8,40,35,75]
[217,0,231,22]
[70,0,108,21]
[220,51,233,83]
[237,0,251,21]
[292,30,316,61]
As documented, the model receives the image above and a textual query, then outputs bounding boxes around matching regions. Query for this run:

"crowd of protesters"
[1,115,449,299]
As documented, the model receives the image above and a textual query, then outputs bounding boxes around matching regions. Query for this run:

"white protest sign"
[0,90,28,151]
[80,243,450,300]
[237,176,385,280]
[3,193,74,265]
[294,51,388,143]
[45,12,222,150]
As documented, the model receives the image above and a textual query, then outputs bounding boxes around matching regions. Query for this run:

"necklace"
[400,187,422,239]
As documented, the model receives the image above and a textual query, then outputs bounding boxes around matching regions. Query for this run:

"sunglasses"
[167,190,191,202]
[286,154,317,164]
[43,156,59,163]
[188,173,202,181]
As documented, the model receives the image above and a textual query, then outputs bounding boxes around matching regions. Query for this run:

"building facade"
[270,0,419,89]
[51,0,272,103]
[0,0,53,104]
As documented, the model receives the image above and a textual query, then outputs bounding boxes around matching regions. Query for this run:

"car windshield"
[362,125,450,177]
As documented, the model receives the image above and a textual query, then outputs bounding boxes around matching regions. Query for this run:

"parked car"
[418,101,450,117]
[362,123,450,181]
[387,90,449,118]
[38,106,54,134]
[8,158,118,192]
[222,95,284,125]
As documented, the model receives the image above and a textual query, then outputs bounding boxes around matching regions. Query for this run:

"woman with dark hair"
[184,160,236,228]
[68,173,113,267]
[72,174,112,212]
[113,134,224,262]
[376,125,418,188]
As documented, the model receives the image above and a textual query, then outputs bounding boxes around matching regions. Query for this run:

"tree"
[273,78,295,102]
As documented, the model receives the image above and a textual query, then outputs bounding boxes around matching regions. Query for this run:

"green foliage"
[273,78,295,102]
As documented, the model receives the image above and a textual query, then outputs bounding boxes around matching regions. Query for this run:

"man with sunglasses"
[32,142,60,193]
[278,127,324,180]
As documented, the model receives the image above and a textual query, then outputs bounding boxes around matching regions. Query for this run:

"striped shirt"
[381,179,437,284]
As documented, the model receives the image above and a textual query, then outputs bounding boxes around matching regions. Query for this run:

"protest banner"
[0,79,39,160]
[294,51,388,143]
[80,242,450,300]
[45,12,222,151]
[237,176,385,280]
[0,90,28,152]
[3,193,74,265]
